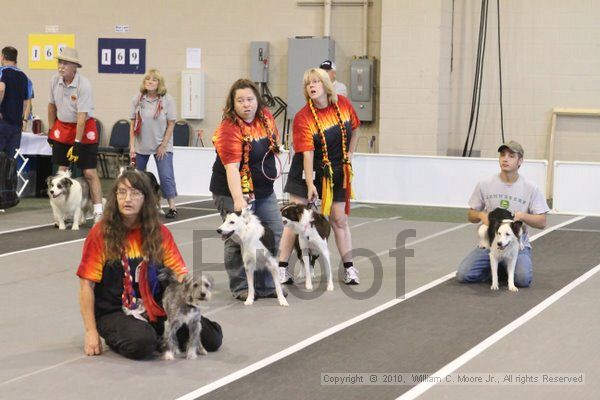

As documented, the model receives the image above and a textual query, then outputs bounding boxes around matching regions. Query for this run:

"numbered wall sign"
[98,38,146,74]
[28,34,75,69]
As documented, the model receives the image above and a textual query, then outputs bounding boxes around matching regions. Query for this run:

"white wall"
[448,0,600,160]
[149,148,548,210]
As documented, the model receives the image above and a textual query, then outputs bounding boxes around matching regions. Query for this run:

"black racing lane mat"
[197,225,600,400]
[0,200,218,256]
[560,216,600,231]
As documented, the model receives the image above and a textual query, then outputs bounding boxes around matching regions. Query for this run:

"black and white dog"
[216,209,289,307]
[160,269,213,360]
[478,208,524,292]
[46,170,92,230]
[280,203,333,291]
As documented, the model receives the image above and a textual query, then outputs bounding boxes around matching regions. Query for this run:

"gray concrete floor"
[0,200,596,400]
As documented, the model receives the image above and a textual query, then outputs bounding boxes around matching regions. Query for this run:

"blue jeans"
[135,152,177,199]
[213,192,283,297]
[0,120,21,158]
[456,246,533,287]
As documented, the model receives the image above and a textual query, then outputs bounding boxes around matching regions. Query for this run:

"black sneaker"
[165,208,178,219]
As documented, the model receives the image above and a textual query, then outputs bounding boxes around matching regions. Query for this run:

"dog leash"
[261,144,286,181]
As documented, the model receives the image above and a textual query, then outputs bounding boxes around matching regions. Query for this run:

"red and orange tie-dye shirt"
[210,108,280,199]
[292,95,360,168]
[77,223,187,283]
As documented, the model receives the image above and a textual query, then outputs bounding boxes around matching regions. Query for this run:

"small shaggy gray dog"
[160,269,213,360]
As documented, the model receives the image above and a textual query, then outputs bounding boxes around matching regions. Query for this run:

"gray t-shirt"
[130,93,176,154]
[49,73,94,122]
[468,173,550,247]
[333,80,347,97]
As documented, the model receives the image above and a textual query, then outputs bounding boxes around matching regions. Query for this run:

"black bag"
[0,152,20,209]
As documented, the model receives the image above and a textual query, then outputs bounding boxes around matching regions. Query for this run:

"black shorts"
[52,141,98,170]
[285,165,347,202]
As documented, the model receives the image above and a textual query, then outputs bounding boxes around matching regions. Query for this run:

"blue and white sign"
[98,38,145,74]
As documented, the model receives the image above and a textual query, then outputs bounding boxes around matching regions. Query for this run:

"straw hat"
[56,47,82,68]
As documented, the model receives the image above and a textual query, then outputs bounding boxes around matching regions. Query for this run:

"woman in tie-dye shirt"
[210,79,284,301]
[279,68,361,286]
[77,170,222,359]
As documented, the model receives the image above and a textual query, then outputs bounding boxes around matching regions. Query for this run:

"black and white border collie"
[216,209,289,307]
[478,208,524,292]
[46,170,92,230]
[280,203,333,291]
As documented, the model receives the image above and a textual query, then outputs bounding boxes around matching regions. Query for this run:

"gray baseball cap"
[498,140,524,156]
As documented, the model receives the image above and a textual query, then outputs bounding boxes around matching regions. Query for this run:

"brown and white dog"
[478,208,524,292]
[280,203,333,291]
[46,170,92,230]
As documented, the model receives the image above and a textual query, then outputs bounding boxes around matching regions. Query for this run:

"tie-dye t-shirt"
[210,108,280,199]
[76,223,187,317]
[291,95,360,170]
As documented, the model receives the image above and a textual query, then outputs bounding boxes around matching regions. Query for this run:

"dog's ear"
[202,273,214,287]
[46,176,54,187]
[61,178,73,189]
[234,210,242,217]
[487,221,499,244]
[241,208,252,220]
[511,221,523,236]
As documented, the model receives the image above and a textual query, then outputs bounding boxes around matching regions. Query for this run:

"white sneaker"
[279,267,294,284]
[93,212,103,224]
[344,266,360,285]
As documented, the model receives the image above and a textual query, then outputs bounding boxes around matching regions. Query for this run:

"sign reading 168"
[31,44,67,61]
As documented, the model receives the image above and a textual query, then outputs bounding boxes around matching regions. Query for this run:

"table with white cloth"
[19,132,52,155]
[17,132,53,197]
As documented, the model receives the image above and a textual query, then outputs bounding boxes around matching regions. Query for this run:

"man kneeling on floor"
[76,171,222,359]
[456,141,549,288]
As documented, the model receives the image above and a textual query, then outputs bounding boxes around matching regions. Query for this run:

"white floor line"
[0,355,86,387]
[395,215,586,400]
[0,198,213,236]
[176,207,218,212]
[176,216,584,400]
[161,198,212,208]
[398,262,600,400]
[350,218,385,229]
[0,212,220,259]
[0,222,56,235]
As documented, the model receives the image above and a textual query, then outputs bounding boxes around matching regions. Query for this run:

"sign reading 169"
[101,48,140,65]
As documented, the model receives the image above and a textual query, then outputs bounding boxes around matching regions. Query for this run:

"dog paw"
[508,285,519,292]
[244,298,254,306]
[326,282,334,291]
[305,282,313,291]
[490,283,499,291]
[71,225,79,230]
[163,351,175,361]
[58,224,66,230]
[186,352,198,360]
[279,298,289,307]
[197,347,208,356]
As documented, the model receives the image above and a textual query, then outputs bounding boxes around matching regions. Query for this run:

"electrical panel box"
[181,70,205,119]
[287,37,335,119]
[250,41,269,83]
[350,58,376,121]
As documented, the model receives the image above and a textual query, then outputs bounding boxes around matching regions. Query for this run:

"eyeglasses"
[116,188,144,199]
